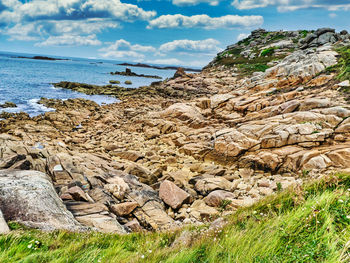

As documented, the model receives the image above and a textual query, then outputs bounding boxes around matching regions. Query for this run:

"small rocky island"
[15,55,68,61]
[110,68,162,79]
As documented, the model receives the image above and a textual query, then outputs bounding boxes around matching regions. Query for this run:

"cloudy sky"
[0,0,349,67]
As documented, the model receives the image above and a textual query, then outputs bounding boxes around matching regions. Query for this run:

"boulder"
[204,190,236,207]
[0,209,10,234]
[0,170,83,231]
[194,177,233,195]
[125,218,143,232]
[159,180,190,209]
[173,68,189,79]
[67,186,89,202]
[160,103,203,122]
[110,202,139,216]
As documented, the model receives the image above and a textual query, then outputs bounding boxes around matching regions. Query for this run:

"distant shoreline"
[117,62,202,72]
[13,56,69,61]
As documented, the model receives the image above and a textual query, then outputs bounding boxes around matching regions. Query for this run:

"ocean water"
[0,52,178,116]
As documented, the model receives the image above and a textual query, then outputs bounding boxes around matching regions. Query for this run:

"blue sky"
[0,0,349,67]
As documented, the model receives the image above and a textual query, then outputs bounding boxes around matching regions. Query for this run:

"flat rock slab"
[0,170,83,231]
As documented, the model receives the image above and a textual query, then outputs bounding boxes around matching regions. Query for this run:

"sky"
[0,0,349,67]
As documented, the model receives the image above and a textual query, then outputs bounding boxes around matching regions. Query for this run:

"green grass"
[324,45,350,82]
[261,47,276,57]
[1,173,350,262]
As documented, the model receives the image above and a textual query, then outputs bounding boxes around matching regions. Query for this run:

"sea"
[0,51,184,117]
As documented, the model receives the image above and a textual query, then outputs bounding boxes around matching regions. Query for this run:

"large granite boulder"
[0,170,83,231]
[0,209,10,234]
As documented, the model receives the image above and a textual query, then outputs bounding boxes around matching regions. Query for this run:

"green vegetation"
[216,48,243,60]
[300,30,309,38]
[1,173,350,262]
[238,63,270,74]
[261,47,276,57]
[237,37,252,46]
[324,45,350,82]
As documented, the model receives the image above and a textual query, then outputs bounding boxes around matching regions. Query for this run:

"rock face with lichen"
[1,28,350,233]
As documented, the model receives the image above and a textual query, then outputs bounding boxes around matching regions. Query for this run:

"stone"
[0,170,82,231]
[111,151,143,162]
[194,177,233,195]
[190,200,218,221]
[67,186,89,202]
[124,163,157,185]
[104,176,130,200]
[125,219,143,232]
[75,214,126,233]
[110,202,139,216]
[204,190,236,207]
[173,68,189,79]
[159,180,191,210]
[0,209,10,234]
[160,103,203,122]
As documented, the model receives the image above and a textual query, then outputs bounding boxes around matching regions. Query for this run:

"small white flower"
[27,244,32,248]
[141,255,145,259]
[148,250,152,253]
[339,199,344,203]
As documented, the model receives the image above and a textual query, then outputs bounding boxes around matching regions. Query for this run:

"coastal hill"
[1,28,350,262]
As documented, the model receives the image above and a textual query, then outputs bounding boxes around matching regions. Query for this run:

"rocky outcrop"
[0,170,84,231]
[111,68,162,79]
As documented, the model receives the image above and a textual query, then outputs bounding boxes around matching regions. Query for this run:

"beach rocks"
[0,102,17,108]
[159,180,190,209]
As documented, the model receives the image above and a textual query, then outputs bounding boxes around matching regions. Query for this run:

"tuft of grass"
[261,47,276,57]
[1,173,350,262]
[324,45,350,82]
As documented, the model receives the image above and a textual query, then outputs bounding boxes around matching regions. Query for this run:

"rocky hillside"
[0,28,350,238]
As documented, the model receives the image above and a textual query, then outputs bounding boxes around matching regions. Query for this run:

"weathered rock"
[204,190,236,207]
[75,214,126,233]
[0,170,83,231]
[104,176,130,200]
[110,202,138,216]
[0,209,10,234]
[159,180,190,209]
[67,186,89,202]
[194,177,233,195]
[125,218,143,232]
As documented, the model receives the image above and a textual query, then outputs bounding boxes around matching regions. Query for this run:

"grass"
[1,173,350,262]
[261,47,276,57]
[324,45,350,82]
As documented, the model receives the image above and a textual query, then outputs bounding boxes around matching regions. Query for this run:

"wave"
[28,98,54,113]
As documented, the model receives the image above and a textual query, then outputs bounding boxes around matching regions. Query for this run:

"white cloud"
[159,38,221,53]
[99,39,156,59]
[237,33,250,40]
[148,58,183,65]
[0,0,156,24]
[0,0,156,45]
[232,0,350,12]
[147,14,263,29]
[35,34,101,47]
[172,0,221,6]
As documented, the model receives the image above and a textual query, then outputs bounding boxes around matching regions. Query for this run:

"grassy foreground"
[1,173,350,263]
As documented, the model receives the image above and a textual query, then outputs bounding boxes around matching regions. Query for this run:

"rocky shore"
[111,68,162,79]
[1,28,350,234]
